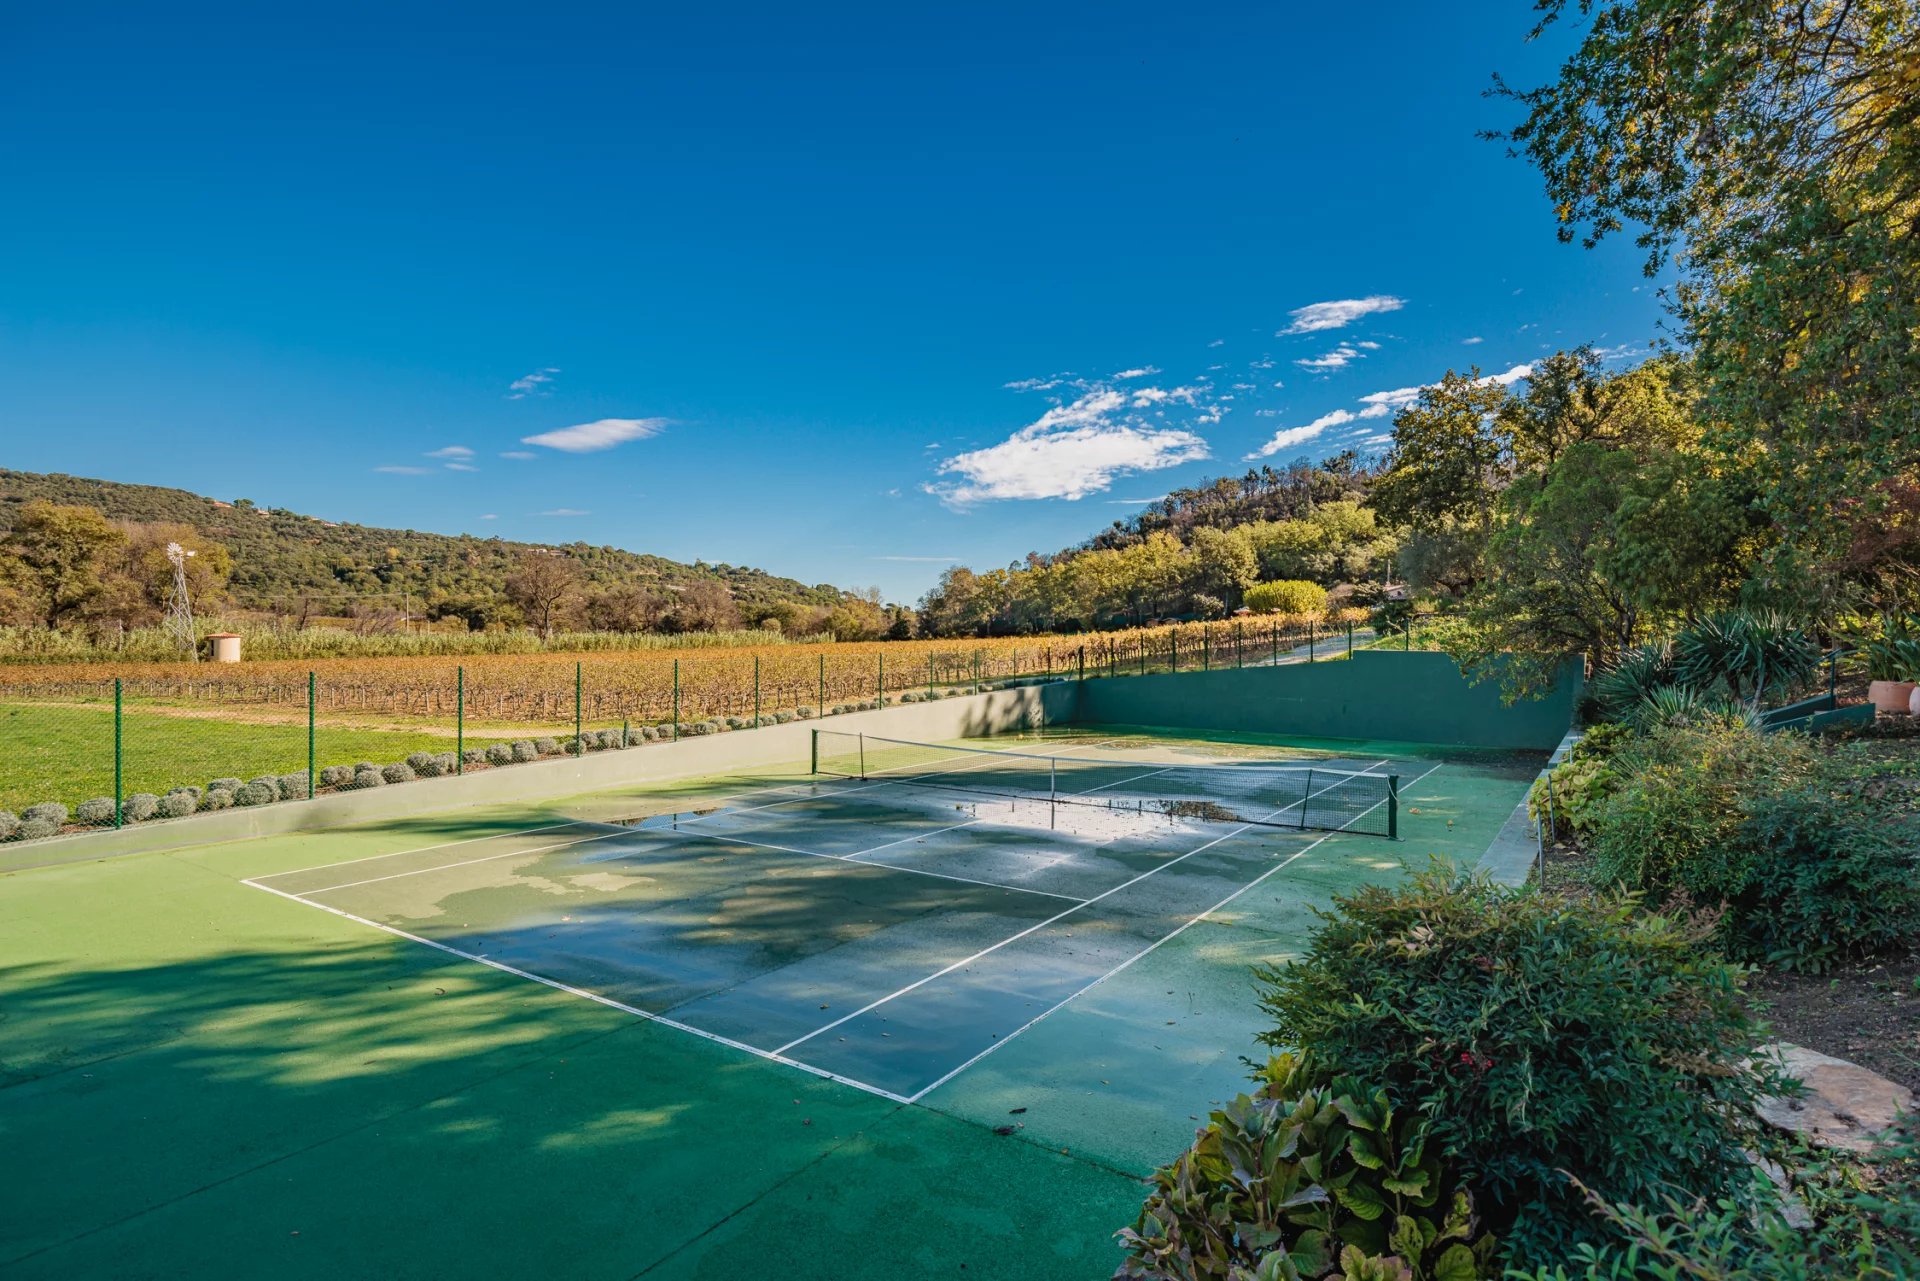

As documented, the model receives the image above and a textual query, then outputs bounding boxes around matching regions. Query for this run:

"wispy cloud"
[1111,366,1161,380]
[522,418,667,453]
[426,445,474,459]
[499,450,537,460]
[480,514,498,520]
[930,385,1213,505]
[1357,362,1536,420]
[1462,336,1484,345]
[508,367,560,399]
[539,508,590,516]
[1245,409,1358,460]
[444,462,478,472]
[1295,345,1362,372]
[1279,295,1404,335]
[373,465,431,475]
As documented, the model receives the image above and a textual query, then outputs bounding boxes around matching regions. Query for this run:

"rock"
[1753,1042,1914,1154]
[1749,1154,1814,1231]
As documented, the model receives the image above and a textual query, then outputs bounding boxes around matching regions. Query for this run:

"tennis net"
[810,730,1399,838]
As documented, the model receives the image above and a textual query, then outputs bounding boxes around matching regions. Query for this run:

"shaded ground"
[0,727,1533,1279]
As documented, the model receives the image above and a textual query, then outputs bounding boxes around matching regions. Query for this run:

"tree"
[1494,0,1920,609]
[666,580,739,633]
[1371,370,1516,594]
[1186,527,1258,609]
[4,501,126,627]
[503,551,581,639]
[583,584,669,633]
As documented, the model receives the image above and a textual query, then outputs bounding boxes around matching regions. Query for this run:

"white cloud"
[521,417,667,453]
[508,367,560,399]
[1245,409,1357,460]
[373,465,431,475]
[500,450,537,460]
[1004,375,1069,392]
[931,388,1211,504]
[1112,366,1160,380]
[1355,341,1381,350]
[426,445,474,458]
[480,514,498,520]
[444,462,479,472]
[1296,345,1362,372]
[1462,336,1484,345]
[1207,338,1225,347]
[1357,362,1535,420]
[539,507,590,516]
[1279,295,1405,335]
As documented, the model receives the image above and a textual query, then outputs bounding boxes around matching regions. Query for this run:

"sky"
[0,2,1667,604]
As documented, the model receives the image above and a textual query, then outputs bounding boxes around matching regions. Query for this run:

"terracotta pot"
[1868,679,1917,715]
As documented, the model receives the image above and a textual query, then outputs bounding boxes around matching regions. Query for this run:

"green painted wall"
[1073,651,1582,750]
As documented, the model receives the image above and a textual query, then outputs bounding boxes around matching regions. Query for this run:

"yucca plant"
[1669,611,1820,707]
[1591,643,1674,719]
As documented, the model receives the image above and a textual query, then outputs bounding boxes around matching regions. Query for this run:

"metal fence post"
[754,655,762,727]
[877,653,885,708]
[455,666,464,774]
[1234,623,1243,669]
[1405,619,1411,651]
[1171,631,1178,673]
[113,678,123,828]
[673,659,681,740]
[927,656,935,699]
[1271,621,1279,664]
[1078,645,1085,681]
[575,661,583,753]
[1347,619,1354,657]
[308,671,317,792]
[1308,620,1316,663]
[1203,626,1211,672]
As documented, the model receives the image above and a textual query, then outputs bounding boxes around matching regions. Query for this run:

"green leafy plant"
[1589,722,1918,971]
[1114,1053,1498,1280]
[1254,867,1783,1268]
[1527,754,1619,836]
[1669,611,1821,706]
[1591,644,1675,719]
[1856,616,1920,682]
[1245,579,1330,617]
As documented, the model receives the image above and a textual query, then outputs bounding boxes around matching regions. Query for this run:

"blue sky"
[0,2,1665,603]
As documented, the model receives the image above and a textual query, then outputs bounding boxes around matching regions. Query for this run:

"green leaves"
[1114,1054,1497,1281]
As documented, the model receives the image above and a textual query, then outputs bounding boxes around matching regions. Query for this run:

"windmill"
[164,542,198,660]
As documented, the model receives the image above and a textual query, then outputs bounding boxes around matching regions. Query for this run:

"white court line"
[589,820,1090,904]
[766,760,1387,1059]
[238,877,915,1106]
[841,818,986,861]
[906,760,1445,1102]
[305,830,631,894]
[254,820,595,882]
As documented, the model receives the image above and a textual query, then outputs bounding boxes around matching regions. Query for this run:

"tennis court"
[242,730,1437,1103]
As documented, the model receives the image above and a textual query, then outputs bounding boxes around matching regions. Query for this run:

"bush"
[0,811,16,840]
[22,802,68,826]
[17,817,57,841]
[1116,1053,1498,1279]
[200,789,233,811]
[319,765,354,788]
[1255,866,1783,1267]
[773,710,794,723]
[120,793,159,822]
[407,751,438,774]
[433,752,457,774]
[795,706,816,719]
[206,778,243,796]
[485,743,513,765]
[381,762,415,784]
[1527,725,1634,836]
[168,784,202,802]
[1670,611,1821,706]
[1590,723,1919,969]
[462,748,487,766]
[75,797,116,825]
[533,737,559,757]
[510,740,538,763]
[1245,579,1330,616]
[277,774,309,800]
[234,781,277,807]
[157,792,197,819]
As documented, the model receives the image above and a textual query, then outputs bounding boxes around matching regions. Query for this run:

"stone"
[1753,1042,1915,1154]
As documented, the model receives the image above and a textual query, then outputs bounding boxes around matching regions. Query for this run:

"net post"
[810,728,819,776]
[1388,774,1401,840]
[113,678,123,829]
[1049,756,1057,804]
[455,666,463,775]
[1299,768,1313,830]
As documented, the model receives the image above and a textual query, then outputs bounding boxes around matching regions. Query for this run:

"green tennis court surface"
[1,726,1542,1278]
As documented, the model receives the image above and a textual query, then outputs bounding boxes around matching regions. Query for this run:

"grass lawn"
[0,701,516,814]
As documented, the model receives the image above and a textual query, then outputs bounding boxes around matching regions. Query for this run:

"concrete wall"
[0,681,1080,873]
[1073,651,1581,750]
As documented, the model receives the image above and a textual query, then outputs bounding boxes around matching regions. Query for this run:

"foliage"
[1523,1114,1920,1279]
[1492,0,1920,607]
[1254,866,1782,1267]
[1115,1053,1498,1281]
[1668,613,1820,706]
[1246,580,1330,617]
[1589,722,1920,970]
[1371,372,1514,596]
[1854,614,1920,682]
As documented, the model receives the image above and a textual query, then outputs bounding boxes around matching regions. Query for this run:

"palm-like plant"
[1669,611,1821,707]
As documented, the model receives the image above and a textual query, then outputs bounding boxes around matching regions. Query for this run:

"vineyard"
[0,613,1366,833]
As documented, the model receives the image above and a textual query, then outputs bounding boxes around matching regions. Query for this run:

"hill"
[0,469,851,620]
